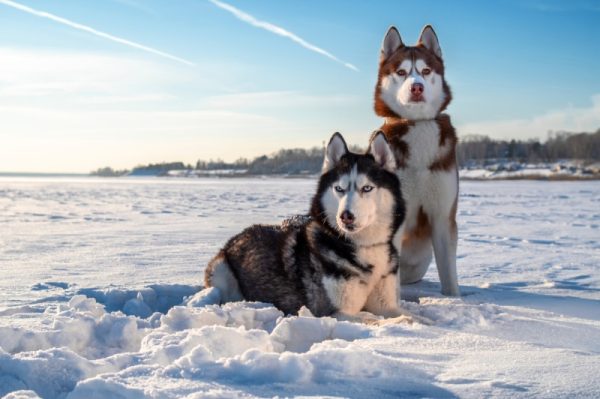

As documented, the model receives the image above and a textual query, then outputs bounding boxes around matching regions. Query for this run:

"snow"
[0,176,599,398]
[459,160,599,180]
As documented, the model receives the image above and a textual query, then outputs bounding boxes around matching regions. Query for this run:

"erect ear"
[322,132,349,173]
[418,25,442,59]
[369,131,396,172]
[381,26,403,62]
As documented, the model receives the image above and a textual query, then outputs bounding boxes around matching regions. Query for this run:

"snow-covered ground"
[460,160,600,180]
[0,176,599,399]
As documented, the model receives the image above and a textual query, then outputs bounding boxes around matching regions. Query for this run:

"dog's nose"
[340,210,355,225]
[411,82,424,96]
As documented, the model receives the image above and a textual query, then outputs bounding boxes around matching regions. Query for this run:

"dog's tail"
[204,252,244,303]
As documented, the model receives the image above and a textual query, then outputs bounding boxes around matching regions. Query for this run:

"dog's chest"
[402,120,444,169]
[395,120,457,220]
[356,245,392,283]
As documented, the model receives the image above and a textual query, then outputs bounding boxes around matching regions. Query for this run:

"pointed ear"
[322,132,349,173]
[369,132,396,172]
[418,25,442,59]
[381,26,403,62]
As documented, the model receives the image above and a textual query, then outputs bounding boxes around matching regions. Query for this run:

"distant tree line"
[129,162,193,176]
[91,130,599,176]
[193,144,363,175]
[458,129,600,166]
[90,167,129,177]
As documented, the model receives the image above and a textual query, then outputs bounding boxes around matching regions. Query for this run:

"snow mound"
[1,285,446,398]
[77,284,200,317]
[2,284,599,398]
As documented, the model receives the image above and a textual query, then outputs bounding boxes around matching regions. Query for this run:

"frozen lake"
[0,176,599,398]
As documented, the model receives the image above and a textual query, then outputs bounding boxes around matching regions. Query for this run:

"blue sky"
[1,0,599,172]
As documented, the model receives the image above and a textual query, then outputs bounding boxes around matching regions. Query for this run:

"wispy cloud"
[0,0,195,66]
[208,0,358,72]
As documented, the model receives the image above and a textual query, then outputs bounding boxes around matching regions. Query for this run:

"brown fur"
[373,119,414,168]
[402,206,432,248]
[429,114,458,172]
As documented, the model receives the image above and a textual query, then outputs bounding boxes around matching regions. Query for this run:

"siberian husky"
[373,25,460,296]
[205,132,408,322]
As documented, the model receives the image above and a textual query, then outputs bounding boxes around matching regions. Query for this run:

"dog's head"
[312,132,404,242]
[374,25,451,121]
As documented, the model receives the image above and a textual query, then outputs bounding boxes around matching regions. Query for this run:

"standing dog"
[373,25,460,296]
[205,132,407,321]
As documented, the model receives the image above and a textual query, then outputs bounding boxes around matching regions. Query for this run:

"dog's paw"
[371,315,416,326]
[334,311,382,324]
[297,306,315,317]
[373,313,433,326]
[374,308,434,326]
[185,287,222,307]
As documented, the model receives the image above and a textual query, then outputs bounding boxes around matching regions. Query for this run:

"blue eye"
[334,185,345,193]
[361,185,374,193]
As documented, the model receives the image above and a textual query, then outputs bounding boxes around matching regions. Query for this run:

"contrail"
[0,0,195,66]
[208,0,358,71]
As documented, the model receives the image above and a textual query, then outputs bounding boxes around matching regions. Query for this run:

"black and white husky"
[205,132,407,321]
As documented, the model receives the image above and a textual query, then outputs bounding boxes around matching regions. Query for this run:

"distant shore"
[2,171,599,181]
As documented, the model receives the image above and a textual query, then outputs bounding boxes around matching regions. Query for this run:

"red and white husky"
[372,25,460,296]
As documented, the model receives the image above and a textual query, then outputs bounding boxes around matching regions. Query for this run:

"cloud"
[208,0,358,72]
[458,94,600,140]
[0,0,195,66]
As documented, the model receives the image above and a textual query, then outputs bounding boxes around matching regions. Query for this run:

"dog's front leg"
[432,216,460,296]
[364,275,433,325]
[363,274,402,317]
[323,276,370,321]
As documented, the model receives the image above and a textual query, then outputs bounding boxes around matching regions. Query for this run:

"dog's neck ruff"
[322,222,391,249]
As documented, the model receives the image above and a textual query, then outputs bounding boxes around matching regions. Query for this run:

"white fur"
[322,275,370,316]
[390,120,460,296]
[208,257,244,303]
[380,59,446,120]
[322,241,402,319]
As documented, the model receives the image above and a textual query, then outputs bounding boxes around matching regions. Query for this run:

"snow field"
[0,177,599,398]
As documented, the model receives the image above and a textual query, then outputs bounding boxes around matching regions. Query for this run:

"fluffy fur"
[205,133,408,321]
[373,25,460,296]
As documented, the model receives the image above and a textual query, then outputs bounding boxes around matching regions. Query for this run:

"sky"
[0,0,599,173]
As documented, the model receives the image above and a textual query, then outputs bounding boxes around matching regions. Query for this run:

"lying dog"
[205,132,408,322]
